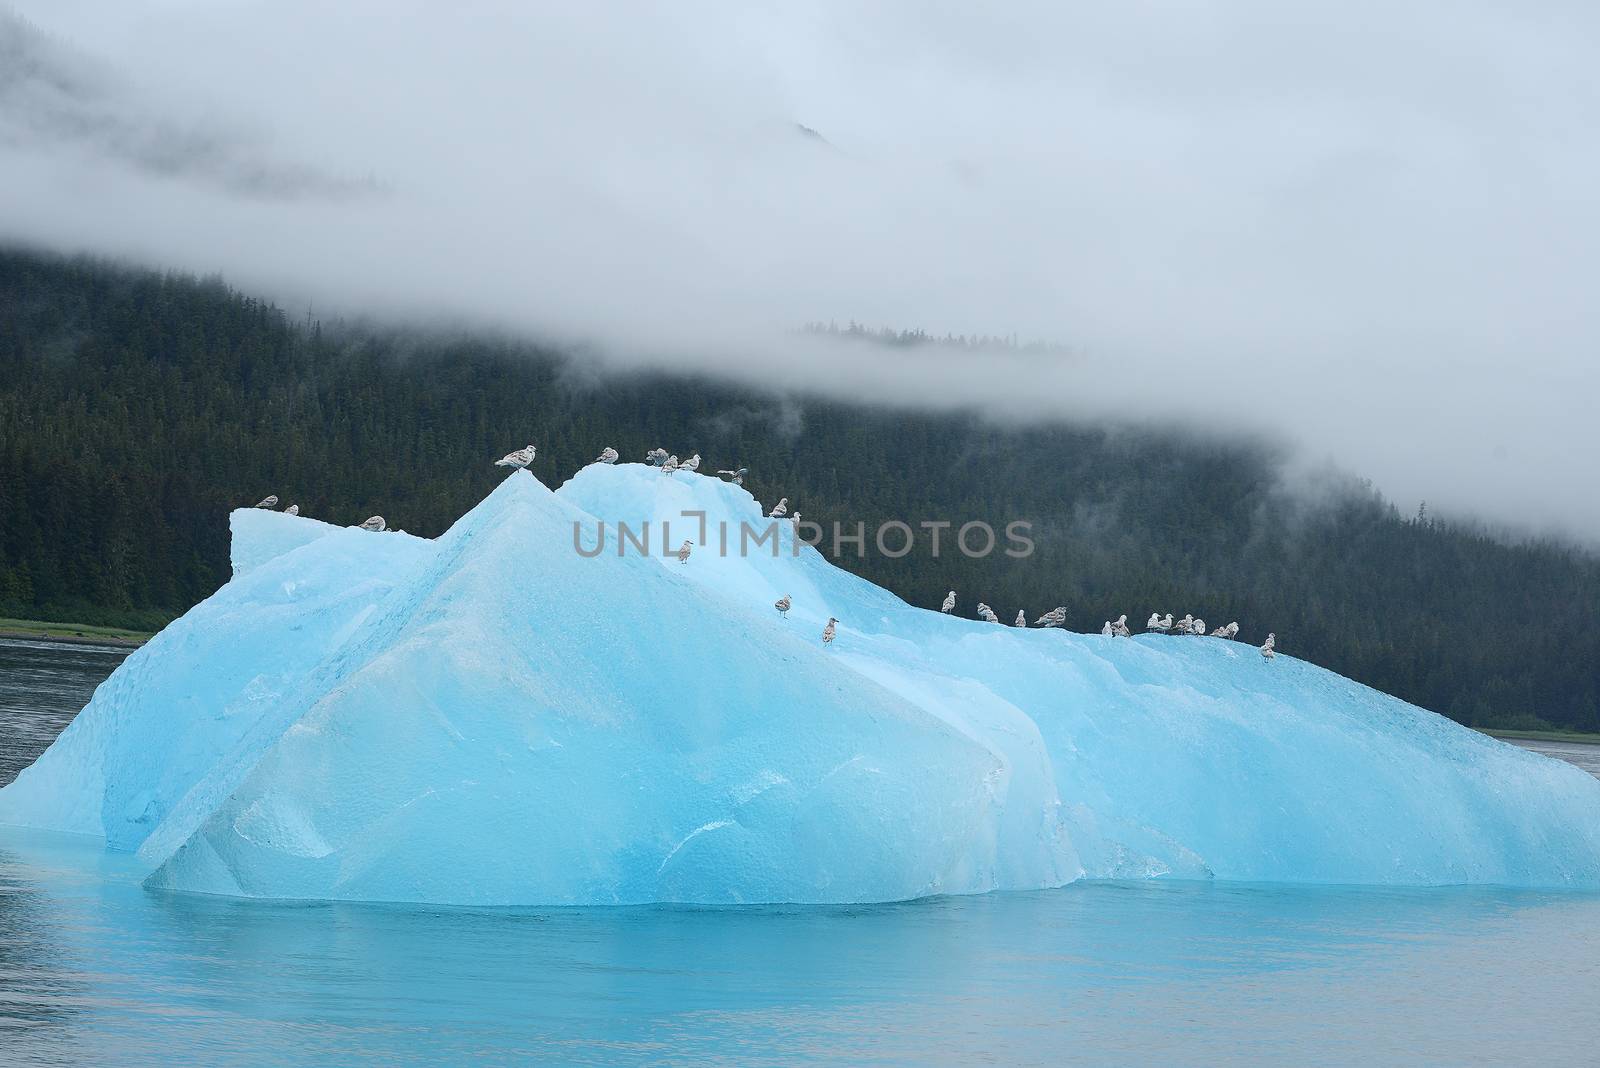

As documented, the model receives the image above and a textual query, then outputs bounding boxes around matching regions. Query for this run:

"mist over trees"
[2,248,1597,732]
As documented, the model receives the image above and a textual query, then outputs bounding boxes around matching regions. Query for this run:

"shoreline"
[0,620,150,648]
[1480,728,1600,747]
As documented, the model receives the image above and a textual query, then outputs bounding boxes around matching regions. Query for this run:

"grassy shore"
[0,617,152,646]
[1479,728,1600,746]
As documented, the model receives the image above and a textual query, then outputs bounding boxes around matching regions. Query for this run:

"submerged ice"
[2,466,1598,905]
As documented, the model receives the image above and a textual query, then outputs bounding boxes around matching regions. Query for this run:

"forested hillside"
[2,247,1596,731]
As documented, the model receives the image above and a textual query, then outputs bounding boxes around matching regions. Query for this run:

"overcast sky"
[3,1,1598,536]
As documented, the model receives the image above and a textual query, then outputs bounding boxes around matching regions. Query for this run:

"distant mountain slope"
[1,246,1596,731]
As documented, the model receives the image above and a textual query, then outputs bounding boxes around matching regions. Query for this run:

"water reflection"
[1,828,1598,1066]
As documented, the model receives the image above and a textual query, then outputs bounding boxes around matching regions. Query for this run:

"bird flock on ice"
[248,441,1281,658]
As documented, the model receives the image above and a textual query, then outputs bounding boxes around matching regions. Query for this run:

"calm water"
[2,638,1599,1065]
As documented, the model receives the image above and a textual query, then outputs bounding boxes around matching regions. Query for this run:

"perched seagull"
[359,516,386,532]
[1260,632,1276,660]
[679,453,701,474]
[1034,606,1067,628]
[717,468,748,486]
[1209,621,1240,639]
[285,504,299,516]
[775,594,791,618]
[790,512,802,531]
[1155,613,1174,633]
[1225,622,1240,639]
[1191,617,1206,636]
[661,454,680,474]
[677,540,692,563]
[822,617,838,646]
[495,445,536,470]
[646,447,669,466]
[769,497,788,518]
[1101,621,1114,636]
[595,446,619,465]
[253,495,279,509]
[1112,614,1130,637]
[977,603,999,624]
[1146,612,1162,630]
[941,590,957,614]
[1176,614,1194,635]
[1015,610,1027,627]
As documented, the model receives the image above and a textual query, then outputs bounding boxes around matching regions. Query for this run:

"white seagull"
[717,468,748,486]
[768,498,788,518]
[1176,614,1194,635]
[679,453,701,474]
[676,539,692,563]
[285,504,299,516]
[1190,617,1206,636]
[1034,606,1067,628]
[976,603,999,624]
[646,447,669,466]
[1209,621,1240,639]
[941,590,957,614]
[1101,621,1114,636]
[359,516,386,532]
[595,446,619,464]
[1112,614,1130,637]
[1146,612,1162,630]
[253,495,278,509]
[775,594,791,618]
[1154,613,1174,633]
[661,454,680,474]
[1015,610,1027,627]
[495,445,536,470]
[822,617,838,646]
[1260,632,1276,659]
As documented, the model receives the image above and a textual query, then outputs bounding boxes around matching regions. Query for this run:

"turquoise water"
[4,639,1600,1064]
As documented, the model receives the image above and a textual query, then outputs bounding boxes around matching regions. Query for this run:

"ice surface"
[3,465,1598,904]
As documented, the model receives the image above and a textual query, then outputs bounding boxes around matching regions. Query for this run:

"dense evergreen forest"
[2,247,1597,731]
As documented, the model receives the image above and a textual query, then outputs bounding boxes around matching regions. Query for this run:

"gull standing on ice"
[977,603,999,624]
[1146,612,1162,631]
[717,468,748,486]
[1034,606,1066,628]
[775,594,791,618]
[768,498,788,518]
[1260,632,1276,659]
[646,448,669,466]
[678,453,701,474]
[1176,614,1194,636]
[1210,621,1240,639]
[677,540,692,563]
[495,445,536,470]
[1112,614,1130,637]
[1015,610,1027,627]
[1101,620,1114,636]
[285,504,299,516]
[822,617,838,646]
[1190,617,1206,636]
[1153,613,1173,633]
[941,591,957,614]
[661,455,680,474]
[253,495,279,509]
[595,446,619,464]
[359,516,386,532]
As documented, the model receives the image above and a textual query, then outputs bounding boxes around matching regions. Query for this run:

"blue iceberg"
[3,465,1597,904]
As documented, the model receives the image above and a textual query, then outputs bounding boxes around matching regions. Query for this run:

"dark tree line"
[2,247,1597,731]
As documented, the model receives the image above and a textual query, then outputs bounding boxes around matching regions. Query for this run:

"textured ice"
[3,466,1598,904]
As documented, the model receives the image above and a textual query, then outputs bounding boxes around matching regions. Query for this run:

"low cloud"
[2,1,1597,537]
